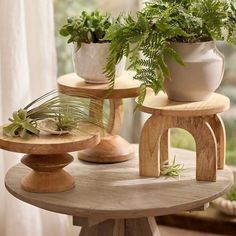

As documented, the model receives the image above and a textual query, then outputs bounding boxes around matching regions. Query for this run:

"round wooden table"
[58,71,141,163]
[5,145,233,236]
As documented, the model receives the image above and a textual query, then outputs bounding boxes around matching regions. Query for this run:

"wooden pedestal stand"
[57,71,141,163]
[5,146,233,235]
[139,91,230,181]
[0,126,100,193]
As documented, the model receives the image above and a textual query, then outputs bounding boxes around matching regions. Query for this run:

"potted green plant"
[59,10,126,84]
[104,0,236,104]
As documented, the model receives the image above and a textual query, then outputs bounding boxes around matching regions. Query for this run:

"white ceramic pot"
[164,41,225,102]
[72,43,126,84]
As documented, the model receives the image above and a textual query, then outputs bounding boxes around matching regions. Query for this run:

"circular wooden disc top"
[5,146,233,219]
[57,71,141,99]
[0,125,100,154]
[140,91,230,117]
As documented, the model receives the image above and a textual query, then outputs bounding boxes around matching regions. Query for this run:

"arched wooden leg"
[160,130,170,163]
[139,115,217,181]
[177,117,217,182]
[204,115,226,170]
[139,115,168,177]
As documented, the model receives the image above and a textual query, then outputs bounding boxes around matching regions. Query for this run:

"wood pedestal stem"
[21,153,75,193]
[79,99,134,163]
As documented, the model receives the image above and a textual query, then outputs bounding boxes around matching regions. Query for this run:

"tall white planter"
[72,43,126,84]
[164,41,225,102]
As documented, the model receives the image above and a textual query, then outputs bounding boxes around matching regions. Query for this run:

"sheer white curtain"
[0,1,76,236]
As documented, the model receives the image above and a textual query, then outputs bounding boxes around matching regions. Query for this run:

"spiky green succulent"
[3,91,108,139]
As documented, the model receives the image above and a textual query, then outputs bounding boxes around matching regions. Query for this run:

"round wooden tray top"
[57,71,141,99]
[5,145,233,219]
[140,91,230,117]
[0,124,100,154]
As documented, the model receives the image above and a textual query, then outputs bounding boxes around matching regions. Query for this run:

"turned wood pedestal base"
[139,92,230,181]
[79,135,134,163]
[21,154,75,193]
[0,126,100,193]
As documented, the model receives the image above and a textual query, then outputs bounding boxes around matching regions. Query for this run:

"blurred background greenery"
[53,0,236,166]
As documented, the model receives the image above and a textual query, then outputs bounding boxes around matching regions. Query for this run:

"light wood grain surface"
[0,124,100,154]
[5,145,233,219]
[139,115,218,181]
[57,71,141,99]
[140,91,230,117]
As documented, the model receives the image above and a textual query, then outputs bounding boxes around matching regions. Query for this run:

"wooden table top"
[57,71,141,99]
[5,145,233,219]
[140,91,230,117]
[0,124,100,154]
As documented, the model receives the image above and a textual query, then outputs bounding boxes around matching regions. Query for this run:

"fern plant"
[104,0,236,106]
[59,10,112,49]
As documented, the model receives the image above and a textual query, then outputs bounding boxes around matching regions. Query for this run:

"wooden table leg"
[74,217,160,236]
[78,99,134,163]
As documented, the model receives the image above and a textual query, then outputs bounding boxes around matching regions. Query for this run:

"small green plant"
[59,10,112,48]
[104,0,236,106]
[160,156,185,177]
[225,186,236,201]
[3,91,107,139]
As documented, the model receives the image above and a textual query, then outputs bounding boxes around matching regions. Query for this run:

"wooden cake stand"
[5,146,233,235]
[57,71,141,163]
[139,91,230,182]
[0,125,100,193]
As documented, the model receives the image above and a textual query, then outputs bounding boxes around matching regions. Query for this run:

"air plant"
[160,156,185,177]
[3,90,108,139]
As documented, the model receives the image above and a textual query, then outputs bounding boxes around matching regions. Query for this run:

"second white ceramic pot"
[72,43,126,84]
[164,41,225,102]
